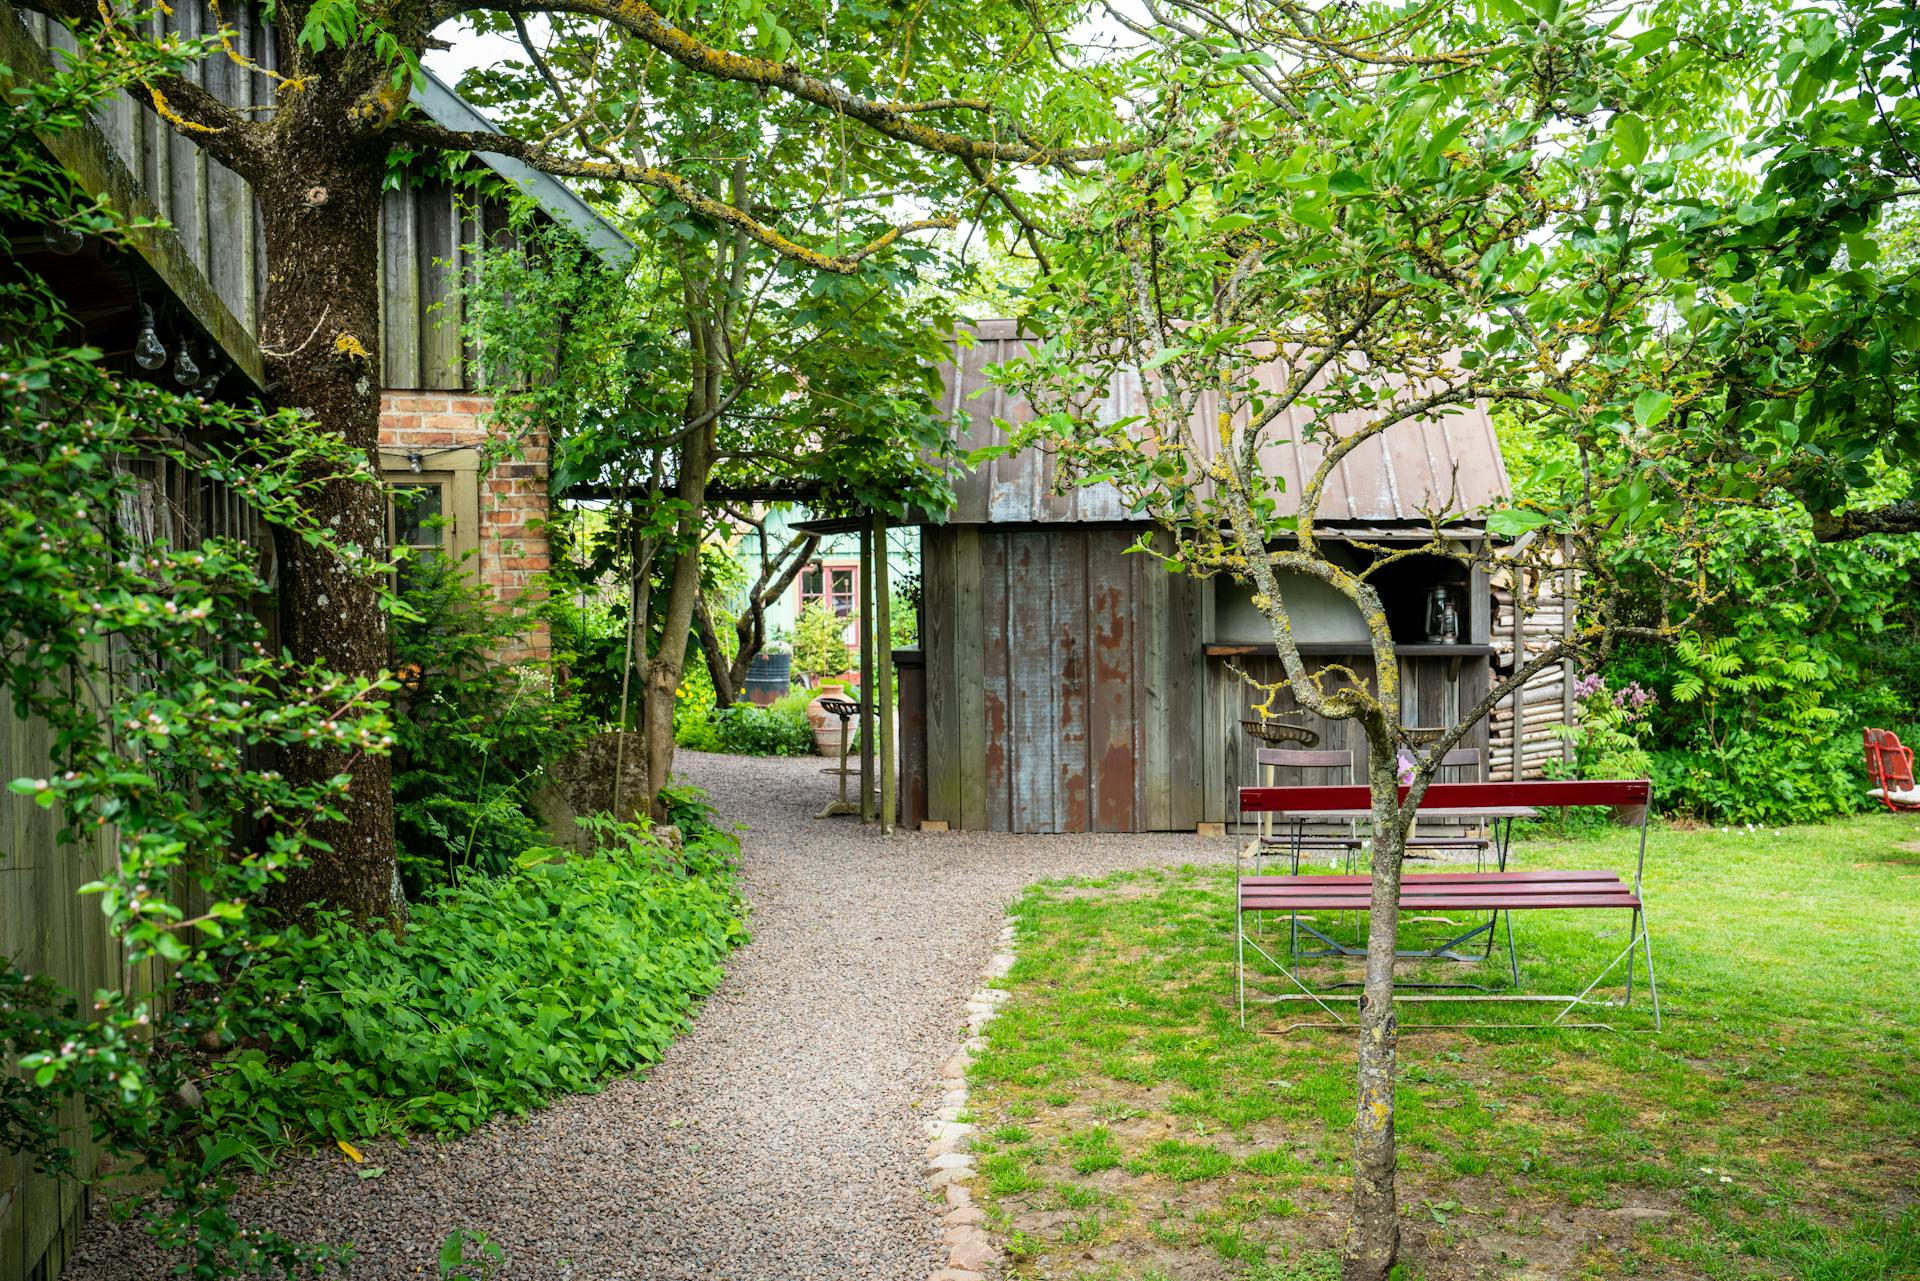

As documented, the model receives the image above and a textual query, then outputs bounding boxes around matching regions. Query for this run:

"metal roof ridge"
[411,67,634,267]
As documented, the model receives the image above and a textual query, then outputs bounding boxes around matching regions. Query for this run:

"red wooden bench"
[1235,779,1659,1031]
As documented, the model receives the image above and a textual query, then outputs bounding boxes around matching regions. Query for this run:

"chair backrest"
[1256,748,1351,772]
[1865,728,1916,791]
[1439,748,1480,768]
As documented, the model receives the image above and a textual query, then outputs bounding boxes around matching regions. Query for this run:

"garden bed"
[964,814,1920,1280]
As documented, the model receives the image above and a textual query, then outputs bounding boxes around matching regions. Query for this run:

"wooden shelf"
[1204,642,1498,658]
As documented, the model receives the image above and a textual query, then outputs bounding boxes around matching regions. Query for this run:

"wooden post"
[1560,533,1574,767]
[858,514,875,823]
[874,509,895,834]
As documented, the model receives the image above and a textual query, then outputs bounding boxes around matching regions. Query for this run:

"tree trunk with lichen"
[256,110,401,923]
[1345,720,1409,1281]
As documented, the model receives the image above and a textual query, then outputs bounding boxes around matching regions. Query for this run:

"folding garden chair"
[1253,748,1363,872]
[1865,728,1920,812]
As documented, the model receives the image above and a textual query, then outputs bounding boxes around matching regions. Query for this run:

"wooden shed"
[898,321,1564,835]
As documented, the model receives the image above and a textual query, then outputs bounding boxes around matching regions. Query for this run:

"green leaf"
[1611,113,1650,167]
[1328,169,1368,197]
[1487,509,1551,536]
[1633,390,1673,429]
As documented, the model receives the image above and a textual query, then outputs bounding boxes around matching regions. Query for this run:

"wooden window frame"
[379,448,482,567]
[799,561,859,618]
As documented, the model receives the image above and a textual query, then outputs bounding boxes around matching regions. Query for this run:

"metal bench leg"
[1626,907,1638,1006]
[1641,910,1662,1031]
[1236,837,1246,1029]
[1504,910,1519,986]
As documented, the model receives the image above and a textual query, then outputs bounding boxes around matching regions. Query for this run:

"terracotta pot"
[1609,802,1648,828]
[806,682,850,757]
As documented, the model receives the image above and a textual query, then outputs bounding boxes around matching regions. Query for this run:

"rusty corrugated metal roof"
[940,320,1511,526]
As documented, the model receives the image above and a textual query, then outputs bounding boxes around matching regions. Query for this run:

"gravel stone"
[60,750,1229,1279]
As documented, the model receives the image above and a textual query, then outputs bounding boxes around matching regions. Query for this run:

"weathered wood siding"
[1,458,271,1280]
[921,524,1496,833]
[923,524,1208,832]
[0,703,118,1281]
[15,1,513,390]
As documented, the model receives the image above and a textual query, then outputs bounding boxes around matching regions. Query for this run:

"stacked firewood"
[1488,585,1576,781]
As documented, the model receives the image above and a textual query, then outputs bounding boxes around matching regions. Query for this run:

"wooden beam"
[858,515,875,823]
[874,509,895,834]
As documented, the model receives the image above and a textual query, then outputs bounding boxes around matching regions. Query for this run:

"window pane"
[801,565,823,599]
[393,484,443,547]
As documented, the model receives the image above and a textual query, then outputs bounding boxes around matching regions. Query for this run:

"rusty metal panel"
[1165,570,1210,828]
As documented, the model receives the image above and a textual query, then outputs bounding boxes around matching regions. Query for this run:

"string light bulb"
[44,224,83,255]
[407,450,423,474]
[173,344,201,388]
[133,304,167,371]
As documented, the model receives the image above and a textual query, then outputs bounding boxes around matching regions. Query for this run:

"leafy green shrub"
[207,813,746,1146]
[392,551,590,891]
[792,600,850,681]
[1506,407,1920,823]
[676,689,814,756]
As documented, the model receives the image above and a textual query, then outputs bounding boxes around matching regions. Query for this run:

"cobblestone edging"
[922,916,1018,1281]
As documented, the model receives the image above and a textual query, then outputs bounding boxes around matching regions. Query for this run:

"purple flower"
[1574,671,1605,701]
[1610,679,1656,710]
[1396,748,1415,786]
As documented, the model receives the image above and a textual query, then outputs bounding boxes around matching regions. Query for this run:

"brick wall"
[379,391,550,665]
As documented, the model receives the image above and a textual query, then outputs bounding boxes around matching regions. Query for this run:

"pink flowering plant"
[1559,673,1659,781]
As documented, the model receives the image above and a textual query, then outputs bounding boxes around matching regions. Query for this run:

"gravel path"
[64,750,1230,1281]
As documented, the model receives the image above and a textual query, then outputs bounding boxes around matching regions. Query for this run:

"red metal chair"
[1864,729,1920,812]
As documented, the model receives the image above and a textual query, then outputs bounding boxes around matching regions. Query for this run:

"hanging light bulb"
[44,224,84,255]
[133,303,168,371]
[173,343,202,388]
[407,450,424,474]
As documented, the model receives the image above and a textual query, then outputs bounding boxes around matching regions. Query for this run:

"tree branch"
[1811,499,1920,542]
[391,119,955,271]
[448,0,1124,168]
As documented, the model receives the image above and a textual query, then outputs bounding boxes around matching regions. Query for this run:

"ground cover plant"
[675,690,816,758]
[205,806,746,1150]
[964,813,1920,1281]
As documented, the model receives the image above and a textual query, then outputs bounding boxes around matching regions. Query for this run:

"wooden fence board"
[954,526,988,831]
[1049,534,1090,833]
[1088,531,1137,833]
[980,528,1011,832]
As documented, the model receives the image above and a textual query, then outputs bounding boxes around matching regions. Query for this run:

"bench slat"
[1243,887,1632,903]
[1241,870,1622,886]
[1239,868,1640,912]
[1242,891,1642,911]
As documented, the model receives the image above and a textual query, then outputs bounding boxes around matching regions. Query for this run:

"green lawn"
[965,812,1920,1281]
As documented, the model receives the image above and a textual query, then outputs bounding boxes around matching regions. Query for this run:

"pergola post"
[858,512,875,823]
[873,509,895,834]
